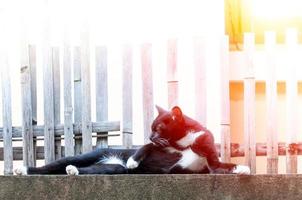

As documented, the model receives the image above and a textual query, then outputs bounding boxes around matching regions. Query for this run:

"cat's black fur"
[14,105,249,175]
[20,147,183,175]
[127,106,241,174]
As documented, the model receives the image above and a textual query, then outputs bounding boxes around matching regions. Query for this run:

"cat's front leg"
[126,143,156,169]
[14,166,28,175]
[66,165,79,175]
[126,157,139,169]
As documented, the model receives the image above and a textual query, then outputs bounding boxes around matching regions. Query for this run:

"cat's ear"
[171,106,183,121]
[155,105,166,115]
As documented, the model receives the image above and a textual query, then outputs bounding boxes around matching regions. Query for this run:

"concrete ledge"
[0,174,301,200]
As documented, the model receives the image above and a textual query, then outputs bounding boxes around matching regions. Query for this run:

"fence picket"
[141,43,154,144]
[21,65,35,167]
[95,46,109,148]
[193,37,207,126]
[285,29,298,174]
[1,55,13,174]
[29,45,37,165]
[52,47,62,159]
[265,32,278,174]
[43,45,55,163]
[80,24,92,153]
[122,45,133,148]
[220,36,231,163]
[73,46,82,155]
[243,33,256,174]
[63,38,74,156]
[167,39,178,109]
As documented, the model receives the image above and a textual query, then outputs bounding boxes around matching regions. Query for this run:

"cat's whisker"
[161,138,169,145]
[156,138,169,147]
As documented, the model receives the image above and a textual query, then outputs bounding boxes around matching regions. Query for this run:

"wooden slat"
[243,33,256,174]
[167,39,178,108]
[0,121,120,138]
[29,45,37,165]
[43,46,55,163]
[3,142,302,161]
[1,54,13,174]
[80,24,92,153]
[1,133,120,142]
[141,43,154,144]
[193,37,207,125]
[52,47,61,159]
[122,45,133,148]
[265,32,278,174]
[95,46,108,148]
[20,27,35,166]
[42,10,55,163]
[63,35,74,156]
[29,45,37,125]
[285,29,298,174]
[42,3,55,164]
[220,36,231,163]
[20,66,35,167]
[73,46,82,155]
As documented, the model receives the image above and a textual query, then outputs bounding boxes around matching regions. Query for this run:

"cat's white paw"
[126,157,139,169]
[66,165,79,175]
[232,165,250,175]
[14,166,28,175]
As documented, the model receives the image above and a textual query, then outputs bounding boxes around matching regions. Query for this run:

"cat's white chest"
[177,148,208,171]
[176,131,205,148]
[165,131,207,171]
[164,146,208,171]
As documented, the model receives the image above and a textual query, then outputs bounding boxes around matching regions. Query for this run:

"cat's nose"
[150,132,160,142]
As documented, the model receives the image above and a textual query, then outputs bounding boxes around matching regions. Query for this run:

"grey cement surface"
[0,174,301,200]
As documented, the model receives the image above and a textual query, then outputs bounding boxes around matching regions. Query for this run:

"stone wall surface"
[0,174,301,200]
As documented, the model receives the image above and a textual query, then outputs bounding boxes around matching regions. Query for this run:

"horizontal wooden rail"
[0,134,120,142]
[227,142,298,157]
[0,142,299,161]
[0,121,120,138]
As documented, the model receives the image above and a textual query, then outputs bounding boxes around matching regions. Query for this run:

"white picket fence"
[1,28,302,175]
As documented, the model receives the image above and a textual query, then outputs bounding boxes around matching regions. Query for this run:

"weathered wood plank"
[193,37,207,125]
[285,29,298,174]
[63,34,74,156]
[80,24,92,153]
[243,33,256,174]
[122,45,133,148]
[141,43,154,144]
[2,142,302,161]
[20,28,35,166]
[1,54,13,174]
[167,39,178,108]
[220,36,231,163]
[29,45,37,125]
[20,66,35,167]
[73,46,82,155]
[52,47,61,159]
[43,46,55,163]
[95,46,108,148]
[0,121,120,138]
[42,4,55,164]
[29,45,37,165]
[265,32,278,174]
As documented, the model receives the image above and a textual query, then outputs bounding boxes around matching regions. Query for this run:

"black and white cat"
[126,106,250,174]
[14,106,250,175]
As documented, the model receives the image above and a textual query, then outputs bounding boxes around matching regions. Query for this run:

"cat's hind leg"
[14,148,111,175]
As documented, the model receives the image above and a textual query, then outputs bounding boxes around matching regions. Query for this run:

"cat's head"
[150,105,202,147]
